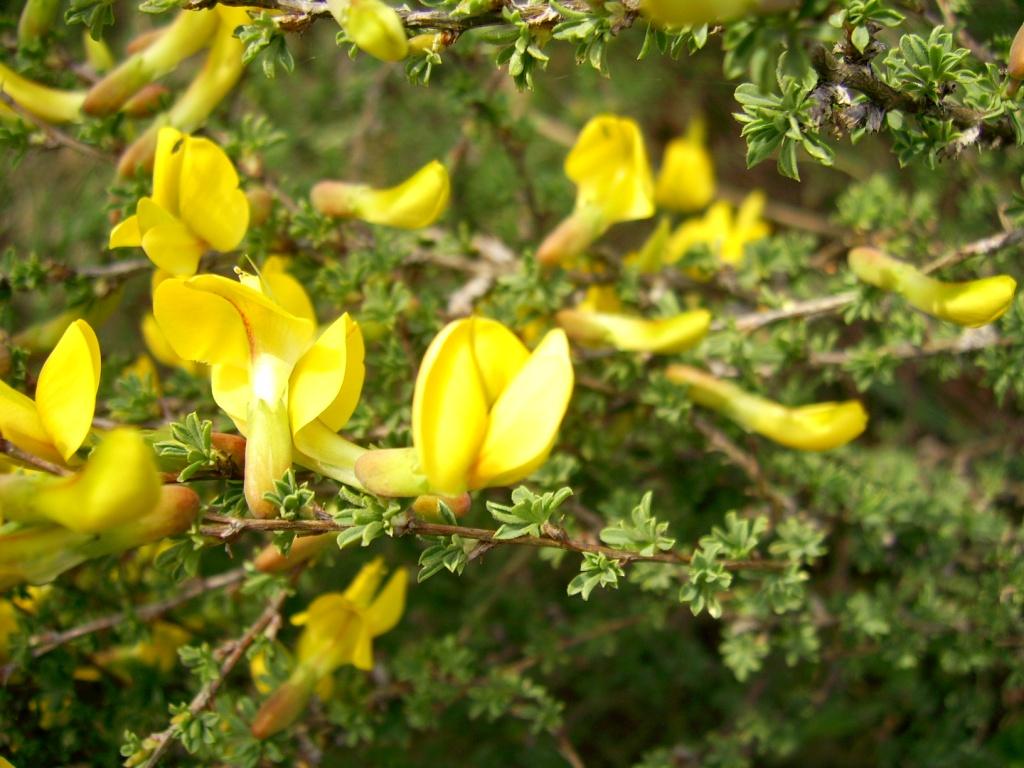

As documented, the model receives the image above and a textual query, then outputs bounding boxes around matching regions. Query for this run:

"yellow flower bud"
[557,307,711,354]
[641,0,796,28]
[0,62,85,124]
[666,364,868,451]
[83,33,116,73]
[356,318,574,496]
[18,0,60,48]
[655,120,715,212]
[333,0,410,61]
[538,115,655,266]
[849,247,1018,327]
[311,160,450,229]
[254,533,335,573]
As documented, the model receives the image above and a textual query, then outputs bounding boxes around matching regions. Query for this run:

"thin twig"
[0,439,71,476]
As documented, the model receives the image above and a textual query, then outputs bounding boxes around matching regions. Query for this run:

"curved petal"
[470,329,574,489]
[468,317,530,405]
[355,160,450,229]
[211,363,251,432]
[35,319,101,461]
[566,115,654,223]
[558,308,711,354]
[320,316,365,431]
[178,136,249,252]
[0,380,60,463]
[109,214,142,249]
[152,126,186,214]
[288,314,362,435]
[343,558,386,610]
[263,257,317,325]
[366,568,407,637]
[412,319,489,495]
[138,197,206,276]
[153,277,250,368]
[141,312,199,373]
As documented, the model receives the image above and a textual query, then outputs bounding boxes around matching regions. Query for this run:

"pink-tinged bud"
[211,432,247,474]
[244,397,294,519]
[1010,22,1024,81]
[246,186,275,227]
[18,0,60,48]
[126,28,165,55]
[117,122,161,177]
[411,492,472,521]
[254,534,334,573]
[121,84,170,117]
[252,672,315,739]
[536,206,606,266]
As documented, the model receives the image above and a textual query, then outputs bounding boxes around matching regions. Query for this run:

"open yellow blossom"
[557,306,711,354]
[356,318,574,497]
[0,429,161,534]
[672,192,770,269]
[312,160,450,229]
[538,115,655,266]
[848,247,1017,328]
[0,484,199,590]
[154,269,366,515]
[109,126,249,276]
[655,120,715,213]
[667,364,867,451]
[327,0,409,61]
[252,558,407,739]
[0,319,99,465]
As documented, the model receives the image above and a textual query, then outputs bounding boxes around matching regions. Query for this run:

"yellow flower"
[557,306,711,354]
[0,429,161,534]
[0,319,100,465]
[670,191,770,271]
[848,247,1017,328]
[91,621,192,677]
[109,126,249,276]
[154,269,365,516]
[0,62,85,124]
[82,9,220,116]
[356,318,574,496]
[327,0,409,61]
[655,119,715,212]
[311,160,450,229]
[252,558,406,739]
[666,364,867,451]
[538,115,655,266]
[0,484,200,590]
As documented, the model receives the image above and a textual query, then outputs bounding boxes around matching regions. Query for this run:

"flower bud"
[254,534,334,573]
[849,247,1017,327]
[246,186,275,227]
[1010,22,1024,81]
[18,0,60,48]
[245,396,294,519]
[0,63,85,124]
[411,492,472,521]
[666,364,868,451]
[355,447,431,498]
[251,671,316,739]
[79,485,201,559]
[84,33,116,74]
[312,160,450,229]
[655,120,715,213]
[327,0,409,61]
[121,84,170,117]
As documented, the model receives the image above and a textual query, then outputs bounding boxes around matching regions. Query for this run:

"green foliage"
[487,486,573,540]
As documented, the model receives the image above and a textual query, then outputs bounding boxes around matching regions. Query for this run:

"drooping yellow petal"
[289,314,363,435]
[153,277,251,368]
[412,319,490,495]
[655,121,715,213]
[468,317,530,405]
[319,316,365,432]
[343,558,386,609]
[557,308,711,354]
[108,214,142,249]
[152,125,186,214]
[178,135,249,252]
[745,400,869,452]
[348,625,375,671]
[35,319,100,461]
[141,313,200,374]
[919,275,1018,327]
[470,329,574,489]
[344,0,409,62]
[565,115,654,224]
[0,380,60,464]
[365,568,407,637]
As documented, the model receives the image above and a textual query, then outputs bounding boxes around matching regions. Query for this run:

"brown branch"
[199,513,788,572]
[1,569,247,682]
[0,439,70,476]
[138,586,289,768]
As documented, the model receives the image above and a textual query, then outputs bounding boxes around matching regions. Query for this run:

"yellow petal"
[262,257,317,325]
[565,115,654,224]
[211,363,251,433]
[178,135,249,252]
[141,313,200,374]
[750,401,869,452]
[0,380,60,464]
[345,0,410,61]
[470,329,574,489]
[469,317,530,405]
[152,277,250,368]
[108,214,142,249]
[557,308,711,354]
[348,625,374,671]
[354,160,450,229]
[641,0,755,27]
[343,557,386,609]
[654,123,715,213]
[413,319,490,495]
[365,568,407,637]
[152,126,186,214]
[290,314,365,435]
[910,275,1018,328]
[35,319,100,461]
[138,197,206,276]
